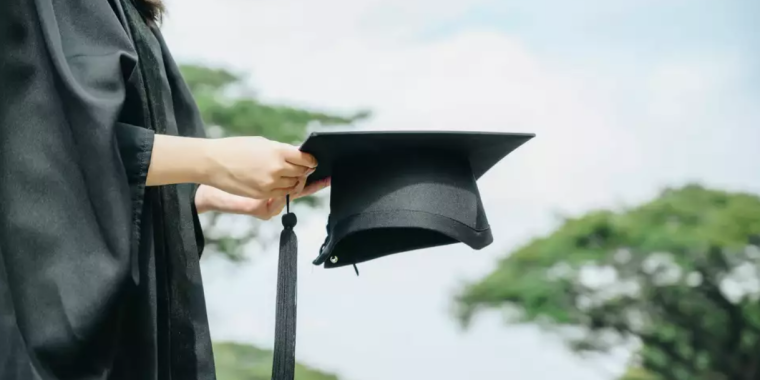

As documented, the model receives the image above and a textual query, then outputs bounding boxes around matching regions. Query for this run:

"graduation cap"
[270,131,534,380]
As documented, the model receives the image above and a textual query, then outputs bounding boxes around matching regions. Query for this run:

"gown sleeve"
[115,122,155,188]
[0,0,153,378]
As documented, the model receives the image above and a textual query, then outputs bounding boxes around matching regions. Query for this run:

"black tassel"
[272,195,298,380]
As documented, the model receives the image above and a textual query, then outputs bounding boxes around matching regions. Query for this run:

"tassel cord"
[271,195,298,380]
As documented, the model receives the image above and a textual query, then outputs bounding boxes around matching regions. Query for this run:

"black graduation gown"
[0,0,216,379]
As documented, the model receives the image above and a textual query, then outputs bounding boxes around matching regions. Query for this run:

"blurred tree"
[180,64,370,260]
[620,367,656,380]
[213,342,339,380]
[453,184,760,380]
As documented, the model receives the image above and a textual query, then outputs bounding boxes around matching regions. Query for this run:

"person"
[0,0,330,379]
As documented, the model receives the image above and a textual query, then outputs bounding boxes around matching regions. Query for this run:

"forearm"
[146,134,212,186]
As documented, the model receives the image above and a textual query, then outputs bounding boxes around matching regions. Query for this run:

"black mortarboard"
[270,131,534,380]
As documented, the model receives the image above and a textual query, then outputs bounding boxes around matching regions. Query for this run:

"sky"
[160,1,760,379]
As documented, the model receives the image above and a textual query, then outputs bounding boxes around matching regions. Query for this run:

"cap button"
[329,256,339,264]
[282,212,297,229]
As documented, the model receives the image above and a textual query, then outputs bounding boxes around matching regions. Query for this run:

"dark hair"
[134,0,165,22]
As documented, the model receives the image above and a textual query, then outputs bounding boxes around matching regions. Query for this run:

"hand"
[201,136,318,200]
[195,177,331,220]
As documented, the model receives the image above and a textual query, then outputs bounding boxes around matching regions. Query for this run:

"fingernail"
[306,168,316,175]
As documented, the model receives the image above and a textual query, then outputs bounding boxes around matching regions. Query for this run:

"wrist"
[194,185,257,215]
[194,138,218,185]
[147,135,217,186]
[194,185,214,214]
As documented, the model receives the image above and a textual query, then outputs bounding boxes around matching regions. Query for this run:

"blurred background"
[160,0,760,379]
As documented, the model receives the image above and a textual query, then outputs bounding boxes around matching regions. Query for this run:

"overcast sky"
[160,1,760,379]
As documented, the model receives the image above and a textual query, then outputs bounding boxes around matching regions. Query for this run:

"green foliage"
[620,367,656,380]
[180,64,370,260]
[182,65,240,95]
[454,184,760,379]
[214,342,340,380]
[181,64,370,143]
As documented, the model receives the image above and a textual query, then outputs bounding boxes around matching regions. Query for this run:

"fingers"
[258,177,329,220]
[260,176,325,200]
[247,197,285,221]
[278,144,317,169]
[272,176,300,190]
[293,177,307,195]
[277,162,313,177]
[267,188,290,199]
[268,177,305,198]
[294,177,331,199]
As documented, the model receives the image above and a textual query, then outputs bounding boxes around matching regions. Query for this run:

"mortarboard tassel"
[272,195,298,380]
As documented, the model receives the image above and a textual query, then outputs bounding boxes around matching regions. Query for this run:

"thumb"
[296,177,331,199]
